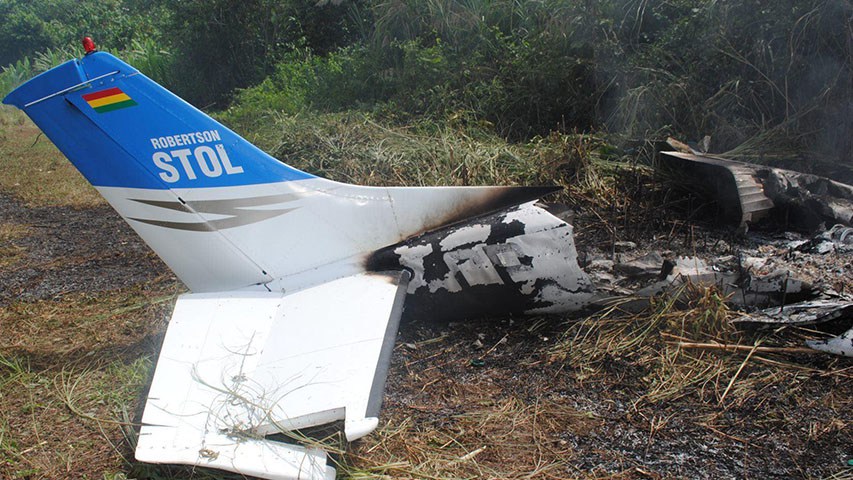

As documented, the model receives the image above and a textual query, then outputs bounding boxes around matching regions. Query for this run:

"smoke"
[592,0,852,177]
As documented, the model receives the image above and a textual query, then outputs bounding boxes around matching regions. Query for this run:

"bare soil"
[0,193,170,306]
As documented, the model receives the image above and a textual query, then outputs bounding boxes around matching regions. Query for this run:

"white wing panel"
[136,271,409,480]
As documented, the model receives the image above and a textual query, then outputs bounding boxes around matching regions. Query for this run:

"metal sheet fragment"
[367,202,596,320]
[660,151,774,228]
[806,327,853,357]
[731,299,853,325]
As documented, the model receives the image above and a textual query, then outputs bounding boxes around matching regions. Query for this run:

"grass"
[219,108,630,198]
[342,396,603,479]
[0,223,30,268]
[0,286,177,359]
[550,284,847,406]
[0,280,177,478]
[0,351,153,479]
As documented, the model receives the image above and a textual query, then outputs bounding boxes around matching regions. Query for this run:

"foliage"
[0,0,850,174]
[221,0,851,175]
[0,0,173,99]
[0,0,168,67]
[228,2,600,138]
[0,46,78,98]
[0,57,32,99]
[365,0,600,137]
[161,0,370,107]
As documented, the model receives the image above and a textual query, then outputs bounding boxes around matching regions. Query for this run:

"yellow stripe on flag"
[87,93,132,108]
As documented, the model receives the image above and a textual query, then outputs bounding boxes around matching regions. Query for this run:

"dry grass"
[0,284,177,358]
[0,351,152,479]
[222,110,635,204]
[345,397,602,479]
[265,111,548,187]
[551,284,851,406]
[0,223,30,268]
[0,278,178,479]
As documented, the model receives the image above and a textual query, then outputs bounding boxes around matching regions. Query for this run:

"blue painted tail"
[3,52,314,190]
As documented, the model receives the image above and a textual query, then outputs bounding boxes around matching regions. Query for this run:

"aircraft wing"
[135,271,410,480]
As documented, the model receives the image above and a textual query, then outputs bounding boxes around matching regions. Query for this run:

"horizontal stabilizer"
[136,271,410,479]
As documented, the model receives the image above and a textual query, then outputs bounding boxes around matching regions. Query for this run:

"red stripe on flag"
[82,87,125,101]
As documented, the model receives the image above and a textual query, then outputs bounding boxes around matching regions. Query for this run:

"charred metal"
[660,151,853,231]
[401,186,562,242]
[367,202,596,321]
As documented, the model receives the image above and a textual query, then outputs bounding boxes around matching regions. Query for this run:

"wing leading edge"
[135,271,410,479]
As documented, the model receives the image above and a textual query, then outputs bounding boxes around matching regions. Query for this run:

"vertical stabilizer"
[4,52,561,293]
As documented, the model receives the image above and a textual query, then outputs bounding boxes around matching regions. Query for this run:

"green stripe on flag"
[93,99,138,113]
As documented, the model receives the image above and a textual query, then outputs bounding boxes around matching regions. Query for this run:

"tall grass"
[220,0,851,178]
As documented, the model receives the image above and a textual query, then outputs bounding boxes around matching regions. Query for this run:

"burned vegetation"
[0,112,850,479]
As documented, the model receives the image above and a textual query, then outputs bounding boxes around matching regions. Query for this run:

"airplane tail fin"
[4,51,557,292]
[3,52,315,190]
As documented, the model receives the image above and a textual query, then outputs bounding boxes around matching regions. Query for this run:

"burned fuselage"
[367,201,596,321]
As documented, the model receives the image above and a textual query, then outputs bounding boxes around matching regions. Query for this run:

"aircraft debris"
[643,151,853,355]
[366,201,596,320]
[4,49,596,480]
[583,220,852,357]
[792,224,853,254]
[660,151,774,228]
[613,240,638,252]
[660,151,853,231]
[732,299,853,325]
[615,252,666,279]
[628,256,816,309]
[807,326,853,357]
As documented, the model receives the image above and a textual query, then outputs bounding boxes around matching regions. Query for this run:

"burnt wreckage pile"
[582,152,853,357]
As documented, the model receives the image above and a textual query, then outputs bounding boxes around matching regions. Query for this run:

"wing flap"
[136,426,334,480]
[135,271,409,480]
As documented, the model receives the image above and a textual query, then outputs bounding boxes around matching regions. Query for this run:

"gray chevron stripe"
[127,193,299,231]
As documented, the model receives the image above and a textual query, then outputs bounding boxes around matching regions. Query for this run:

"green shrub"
[229,3,601,137]
[124,38,173,87]
[0,0,169,67]
[162,0,369,107]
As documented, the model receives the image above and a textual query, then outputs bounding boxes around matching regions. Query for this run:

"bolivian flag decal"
[82,87,137,113]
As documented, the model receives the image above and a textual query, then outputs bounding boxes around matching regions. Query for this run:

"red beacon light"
[82,37,97,55]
